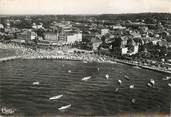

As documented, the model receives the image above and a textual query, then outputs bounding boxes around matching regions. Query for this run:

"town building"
[66,33,82,44]
[111,36,128,56]
[121,47,128,55]
[91,38,102,51]
[32,23,44,29]
[0,24,4,29]
[112,25,126,30]
[127,38,139,55]
[101,29,109,36]
[43,32,59,45]
[16,30,37,43]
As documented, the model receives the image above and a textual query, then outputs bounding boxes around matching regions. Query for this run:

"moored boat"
[32,81,40,85]
[49,94,63,100]
[82,76,92,81]
[105,74,109,79]
[58,104,71,111]
[1,107,15,115]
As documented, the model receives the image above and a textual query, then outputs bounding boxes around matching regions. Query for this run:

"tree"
[36,28,45,38]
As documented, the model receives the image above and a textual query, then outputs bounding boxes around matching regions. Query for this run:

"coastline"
[0,54,171,74]
[0,42,171,74]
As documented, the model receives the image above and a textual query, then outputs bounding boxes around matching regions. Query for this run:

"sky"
[0,0,171,15]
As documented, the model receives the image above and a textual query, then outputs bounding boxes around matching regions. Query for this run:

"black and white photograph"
[0,0,171,116]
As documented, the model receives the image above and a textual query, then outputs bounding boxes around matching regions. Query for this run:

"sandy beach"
[0,42,115,63]
[0,42,171,74]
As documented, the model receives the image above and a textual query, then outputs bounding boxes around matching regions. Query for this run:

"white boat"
[168,83,171,87]
[129,85,134,89]
[68,70,71,73]
[49,94,63,100]
[118,80,122,85]
[58,104,71,111]
[162,76,171,81]
[150,79,155,85]
[105,74,109,79]
[82,76,92,81]
[1,107,15,115]
[32,81,39,85]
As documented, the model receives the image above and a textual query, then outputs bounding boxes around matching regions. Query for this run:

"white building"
[66,33,82,44]
[101,29,109,36]
[0,24,4,29]
[32,23,43,29]
[152,39,160,45]
[113,25,126,30]
[6,22,10,28]
[31,32,37,40]
[121,47,128,55]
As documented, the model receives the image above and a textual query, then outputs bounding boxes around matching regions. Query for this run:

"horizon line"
[0,12,171,16]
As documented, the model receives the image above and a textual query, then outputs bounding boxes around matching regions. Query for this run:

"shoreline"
[115,59,171,74]
[0,42,171,74]
[0,56,21,62]
[0,55,171,74]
